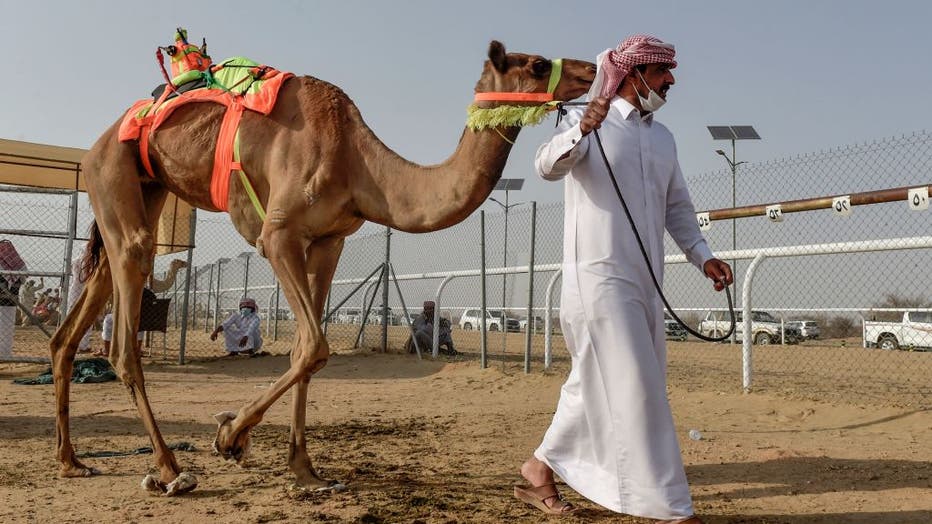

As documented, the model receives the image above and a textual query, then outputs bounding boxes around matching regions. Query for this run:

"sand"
[0,339,930,523]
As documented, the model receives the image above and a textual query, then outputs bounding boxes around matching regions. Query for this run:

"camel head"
[169,259,188,271]
[473,41,596,108]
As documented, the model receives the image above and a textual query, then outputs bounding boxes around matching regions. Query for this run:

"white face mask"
[634,70,666,112]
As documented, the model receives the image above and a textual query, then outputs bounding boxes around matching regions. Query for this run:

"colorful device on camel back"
[166,27,211,86]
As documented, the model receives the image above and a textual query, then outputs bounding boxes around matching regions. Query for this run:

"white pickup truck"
[699,310,802,345]
[863,311,932,350]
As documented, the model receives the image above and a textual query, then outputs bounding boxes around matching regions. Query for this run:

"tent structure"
[0,138,193,254]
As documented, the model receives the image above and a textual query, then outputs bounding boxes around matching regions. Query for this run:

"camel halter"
[466,59,564,144]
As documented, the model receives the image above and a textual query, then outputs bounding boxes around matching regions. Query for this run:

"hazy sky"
[4,0,932,212]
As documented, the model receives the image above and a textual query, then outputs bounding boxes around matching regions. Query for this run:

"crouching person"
[211,297,262,356]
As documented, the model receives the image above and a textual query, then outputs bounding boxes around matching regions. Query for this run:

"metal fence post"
[275,282,281,341]
[742,254,766,392]
[524,201,536,374]
[382,226,391,352]
[191,266,198,329]
[204,264,213,332]
[480,210,487,368]
[61,191,78,317]
[544,270,562,370]
[178,208,197,364]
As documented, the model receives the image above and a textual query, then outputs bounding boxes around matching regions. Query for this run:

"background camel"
[149,259,188,293]
[49,41,594,496]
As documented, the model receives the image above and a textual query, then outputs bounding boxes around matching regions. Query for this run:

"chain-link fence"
[2,131,930,406]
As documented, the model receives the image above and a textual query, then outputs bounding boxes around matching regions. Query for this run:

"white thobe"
[533,97,713,519]
[221,311,262,353]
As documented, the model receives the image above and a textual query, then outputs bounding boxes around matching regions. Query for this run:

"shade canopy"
[0,138,194,254]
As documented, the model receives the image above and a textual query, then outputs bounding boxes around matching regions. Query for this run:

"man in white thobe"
[515,35,732,523]
[211,297,263,356]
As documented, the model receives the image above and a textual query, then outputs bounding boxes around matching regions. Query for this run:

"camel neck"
[350,110,516,233]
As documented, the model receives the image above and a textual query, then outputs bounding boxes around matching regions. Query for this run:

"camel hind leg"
[212,205,337,488]
[83,137,196,495]
[50,249,112,478]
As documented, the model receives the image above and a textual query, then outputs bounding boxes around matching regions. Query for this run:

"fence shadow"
[688,456,930,498]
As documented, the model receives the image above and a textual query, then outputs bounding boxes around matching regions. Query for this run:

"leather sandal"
[513,483,578,515]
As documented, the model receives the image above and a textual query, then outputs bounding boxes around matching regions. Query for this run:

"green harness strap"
[547,58,562,95]
[233,130,267,221]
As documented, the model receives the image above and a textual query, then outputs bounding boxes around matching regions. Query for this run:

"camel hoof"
[212,411,252,463]
[141,472,198,496]
[165,472,198,496]
[318,482,347,493]
[141,474,165,494]
[60,465,101,478]
[291,480,347,494]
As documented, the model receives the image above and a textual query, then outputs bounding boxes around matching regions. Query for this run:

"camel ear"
[488,40,507,73]
[213,411,237,424]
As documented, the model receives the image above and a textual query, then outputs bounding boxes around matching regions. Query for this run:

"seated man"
[98,309,144,357]
[407,301,457,356]
[211,297,262,356]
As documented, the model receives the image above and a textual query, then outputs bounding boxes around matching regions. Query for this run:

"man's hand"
[579,97,610,135]
[703,258,734,292]
[209,330,219,341]
[239,336,249,348]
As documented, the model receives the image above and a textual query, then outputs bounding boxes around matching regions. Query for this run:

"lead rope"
[558,102,736,342]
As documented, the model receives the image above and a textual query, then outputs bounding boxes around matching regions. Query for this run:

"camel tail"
[77,221,104,283]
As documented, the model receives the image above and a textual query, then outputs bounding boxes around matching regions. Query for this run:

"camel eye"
[531,60,550,77]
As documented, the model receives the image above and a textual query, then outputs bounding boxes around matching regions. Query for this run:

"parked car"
[335,308,361,324]
[365,305,398,325]
[397,311,418,326]
[664,313,688,341]
[863,311,932,350]
[459,308,521,332]
[786,320,820,339]
[519,315,546,333]
[699,310,801,345]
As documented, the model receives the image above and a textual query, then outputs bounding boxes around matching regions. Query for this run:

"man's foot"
[514,483,577,514]
[516,456,576,514]
[658,518,703,524]
[225,352,237,357]
[520,456,554,487]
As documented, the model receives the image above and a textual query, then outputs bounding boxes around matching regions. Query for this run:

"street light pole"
[708,125,760,343]
[502,189,509,351]
[490,177,524,365]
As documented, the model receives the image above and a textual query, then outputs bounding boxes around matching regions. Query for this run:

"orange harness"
[118,67,293,212]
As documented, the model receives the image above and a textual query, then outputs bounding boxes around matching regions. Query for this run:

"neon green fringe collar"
[465,103,558,131]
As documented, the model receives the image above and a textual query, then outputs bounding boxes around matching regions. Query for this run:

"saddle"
[118,29,294,218]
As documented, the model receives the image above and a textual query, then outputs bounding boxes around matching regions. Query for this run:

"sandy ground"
[0,340,930,523]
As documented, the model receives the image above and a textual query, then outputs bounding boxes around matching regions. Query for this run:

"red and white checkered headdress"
[589,34,677,100]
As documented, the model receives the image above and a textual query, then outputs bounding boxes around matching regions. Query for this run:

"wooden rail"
[703,184,932,221]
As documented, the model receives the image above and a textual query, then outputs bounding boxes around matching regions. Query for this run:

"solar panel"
[707,126,735,140]
[731,126,761,140]
[494,178,524,191]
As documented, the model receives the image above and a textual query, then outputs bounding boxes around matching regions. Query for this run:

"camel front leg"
[213,227,332,470]
[51,253,112,478]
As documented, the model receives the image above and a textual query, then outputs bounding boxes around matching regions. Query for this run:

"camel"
[49,41,595,496]
[149,259,188,293]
